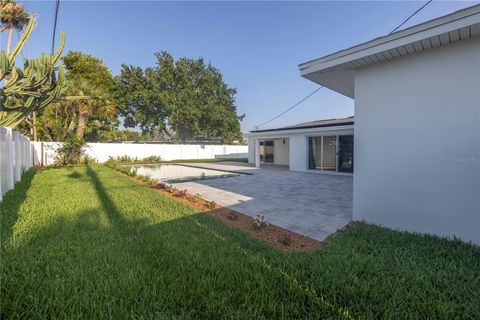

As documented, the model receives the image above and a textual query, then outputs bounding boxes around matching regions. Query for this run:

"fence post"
[12,131,21,183]
[5,128,14,190]
[0,128,3,200]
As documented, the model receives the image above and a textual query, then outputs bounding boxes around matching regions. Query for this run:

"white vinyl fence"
[0,126,247,201]
[31,142,248,166]
[0,127,33,201]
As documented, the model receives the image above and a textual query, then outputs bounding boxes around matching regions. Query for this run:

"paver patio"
[172,162,353,240]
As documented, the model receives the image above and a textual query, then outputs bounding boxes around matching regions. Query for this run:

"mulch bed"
[121,170,323,252]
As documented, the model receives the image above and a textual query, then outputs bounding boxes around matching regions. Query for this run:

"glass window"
[308,137,322,170]
[322,136,337,171]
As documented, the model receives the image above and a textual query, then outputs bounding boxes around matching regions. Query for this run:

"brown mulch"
[121,170,323,252]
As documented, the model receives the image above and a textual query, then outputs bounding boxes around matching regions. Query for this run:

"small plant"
[226,211,238,221]
[165,185,177,194]
[193,193,202,201]
[278,230,295,246]
[80,155,96,164]
[175,189,188,198]
[147,179,157,186]
[137,175,150,182]
[252,215,268,230]
[207,201,216,210]
[143,155,162,163]
[156,182,167,189]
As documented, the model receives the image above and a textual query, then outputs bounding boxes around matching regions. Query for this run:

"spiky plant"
[0,16,67,128]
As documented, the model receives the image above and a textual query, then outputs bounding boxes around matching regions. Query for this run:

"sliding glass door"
[338,135,354,173]
[308,135,354,173]
[259,140,274,163]
[322,136,337,171]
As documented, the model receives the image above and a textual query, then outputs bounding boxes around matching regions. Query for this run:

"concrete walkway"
[172,162,353,241]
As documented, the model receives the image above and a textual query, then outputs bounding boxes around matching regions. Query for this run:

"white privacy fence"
[0,127,33,201]
[31,142,248,166]
[0,125,247,200]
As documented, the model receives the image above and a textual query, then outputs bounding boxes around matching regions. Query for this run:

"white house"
[250,5,480,245]
[246,117,354,174]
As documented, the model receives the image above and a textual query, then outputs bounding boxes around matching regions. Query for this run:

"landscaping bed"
[119,167,322,252]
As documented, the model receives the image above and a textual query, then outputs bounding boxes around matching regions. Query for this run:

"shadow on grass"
[0,169,36,244]
[2,165,479,319]
[67,171,83,179]
[85,165,126,227]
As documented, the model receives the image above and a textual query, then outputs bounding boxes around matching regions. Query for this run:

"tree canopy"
[115,51,243,143]
[37,51,117,141]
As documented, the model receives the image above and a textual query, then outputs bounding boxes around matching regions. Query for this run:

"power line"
[51,0,60,54]
[254,86,323,129]
[389,0,433,35]
[254,1,432,129]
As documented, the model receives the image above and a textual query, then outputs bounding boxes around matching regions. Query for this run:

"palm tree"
[64,78,115,139]
[0,0,30,54]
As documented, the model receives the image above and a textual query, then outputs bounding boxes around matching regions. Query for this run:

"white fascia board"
[246,125,354,139]
[299,5,480,75]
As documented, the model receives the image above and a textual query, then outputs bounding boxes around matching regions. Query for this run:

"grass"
[1,165,479,319]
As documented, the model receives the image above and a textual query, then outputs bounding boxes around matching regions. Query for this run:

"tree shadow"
[85,164,128,228]
[0,169,37,245]
[67,171,83,179]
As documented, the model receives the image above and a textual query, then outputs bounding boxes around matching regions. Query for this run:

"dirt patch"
[119,169,323,252]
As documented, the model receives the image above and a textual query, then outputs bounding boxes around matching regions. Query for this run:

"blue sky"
[4,1,479,132]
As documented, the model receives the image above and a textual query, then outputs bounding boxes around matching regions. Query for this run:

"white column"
[254,139,260,168]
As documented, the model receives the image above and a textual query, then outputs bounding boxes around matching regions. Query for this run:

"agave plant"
[0,16,67,128]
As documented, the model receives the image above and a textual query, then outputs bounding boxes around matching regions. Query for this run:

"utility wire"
[254,86,323,129]
[389,0,433,34]
[51,0,60,54]
[254,0,432,129]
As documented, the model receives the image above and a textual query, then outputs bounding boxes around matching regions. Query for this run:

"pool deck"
[172,162,353,241]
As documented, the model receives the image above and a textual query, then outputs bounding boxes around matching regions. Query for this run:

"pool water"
[131,164,241,183]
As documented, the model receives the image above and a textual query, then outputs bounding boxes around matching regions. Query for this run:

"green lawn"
[1,165,479,319]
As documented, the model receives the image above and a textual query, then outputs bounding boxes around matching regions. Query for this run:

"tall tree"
[0,0,29,53]
[37,51,116,141]
[115,51,243,143]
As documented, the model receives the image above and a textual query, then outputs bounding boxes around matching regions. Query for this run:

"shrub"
[156,182,167,189]
[80,155,97,164]
[207,201,216,210]
[175,189,188,198]
[226,211,238,221]
[54,134,86,165]
[278,230,294,246]
[143,155,162,163]
[252,215,268,230]
[147,179,157,186]
[193,193,202,201]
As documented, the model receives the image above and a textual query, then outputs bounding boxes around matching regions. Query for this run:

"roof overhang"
[299,4,480,98]
[245,124,354,139]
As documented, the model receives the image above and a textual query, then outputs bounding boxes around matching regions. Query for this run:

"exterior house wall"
[354,37,480,245]
[248,139,255,164]
[289,135,307,171]
[273,138,289,166]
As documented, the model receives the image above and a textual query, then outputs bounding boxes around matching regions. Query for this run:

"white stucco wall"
[247,139,255,164]
[288,135,307,171]
[273,138,289,165]
[354,37,480,245]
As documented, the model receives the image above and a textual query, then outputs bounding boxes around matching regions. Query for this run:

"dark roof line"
[250,117,354,133]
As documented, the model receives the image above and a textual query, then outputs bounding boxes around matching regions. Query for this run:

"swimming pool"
[129,164,242,183]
